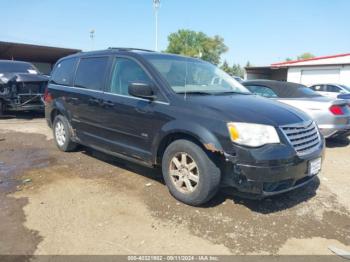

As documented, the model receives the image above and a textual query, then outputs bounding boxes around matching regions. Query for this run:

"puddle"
[0,148,56,193]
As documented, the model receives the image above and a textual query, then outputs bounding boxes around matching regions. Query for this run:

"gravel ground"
[0,112,349,256]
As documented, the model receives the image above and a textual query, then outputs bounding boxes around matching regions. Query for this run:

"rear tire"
[162,139,221,206]
[53,115,77,152]
[0,100,4,116]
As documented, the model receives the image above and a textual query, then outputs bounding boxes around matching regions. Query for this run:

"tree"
[285,57,293,62]
[165,29,228,65]
[231,64,244,78]
[297,52,315,60]
[220,60,232,75]
[220,61,244,78]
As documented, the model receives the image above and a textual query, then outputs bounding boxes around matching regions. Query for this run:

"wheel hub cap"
[55,121,66,147]
[169,152,199,193]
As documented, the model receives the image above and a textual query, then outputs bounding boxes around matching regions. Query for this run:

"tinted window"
[51,58,77,85]
[108,58,151,95]
[277,85,320,98]
[326,85,341,92]
[75,57,109,90]
[245,85,278,98]
[0,61,37,74]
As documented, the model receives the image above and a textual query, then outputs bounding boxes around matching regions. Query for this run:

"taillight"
[44,87,53,104]
[329,105,344,115]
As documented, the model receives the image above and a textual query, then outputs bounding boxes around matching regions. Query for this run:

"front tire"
[53,115,77,152]
[162,139,221,206]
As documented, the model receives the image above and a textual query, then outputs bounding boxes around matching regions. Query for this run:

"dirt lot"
[0,113,350,256]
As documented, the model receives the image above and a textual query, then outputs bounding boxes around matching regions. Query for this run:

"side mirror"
[128,82,156,100]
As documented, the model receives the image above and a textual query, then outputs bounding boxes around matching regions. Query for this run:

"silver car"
[309,83,350,99]
[243,80,350,138]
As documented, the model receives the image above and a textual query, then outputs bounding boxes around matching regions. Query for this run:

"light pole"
[153,0,160,51]
[90,29,95,50]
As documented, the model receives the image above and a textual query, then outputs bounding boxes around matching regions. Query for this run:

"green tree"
[165,29,228,65]
[220,60,232,75]
[231,64,244,78]
[285,57,293,62]
[220,61,244,78]
[297,52,315,60]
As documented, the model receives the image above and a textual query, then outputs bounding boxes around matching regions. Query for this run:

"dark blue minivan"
[45,48,325,206]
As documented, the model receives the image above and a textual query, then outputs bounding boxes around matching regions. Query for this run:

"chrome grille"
[280,121,320,156]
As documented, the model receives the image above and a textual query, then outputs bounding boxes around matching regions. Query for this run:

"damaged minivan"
[0,60,48,115]
[45,49,325,206]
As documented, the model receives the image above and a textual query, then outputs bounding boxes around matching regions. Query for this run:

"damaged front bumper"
[221,140,325,198]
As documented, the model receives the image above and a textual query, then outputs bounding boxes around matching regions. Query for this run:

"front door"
[99,57,162,162]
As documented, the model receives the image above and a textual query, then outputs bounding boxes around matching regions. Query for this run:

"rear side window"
[74,57,109,91]
[51,58,77,86]
[311,85,323,91]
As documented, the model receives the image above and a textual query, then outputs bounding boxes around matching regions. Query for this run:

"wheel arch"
[49,100,71,125]
[153,121,225,165]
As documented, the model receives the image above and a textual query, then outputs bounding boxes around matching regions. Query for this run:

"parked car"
[45,49,324,206]
[233,76,244,83]
[310,84,350,99]
[0,60,48,115]
[243,80,350,139]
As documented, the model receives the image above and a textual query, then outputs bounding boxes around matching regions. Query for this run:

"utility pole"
[90,29,95,50]
[153,0,160,51]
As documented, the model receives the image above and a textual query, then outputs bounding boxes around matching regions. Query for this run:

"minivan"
[45,48,325,206]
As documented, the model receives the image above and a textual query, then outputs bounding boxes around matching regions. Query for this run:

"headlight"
[227,122,280,147]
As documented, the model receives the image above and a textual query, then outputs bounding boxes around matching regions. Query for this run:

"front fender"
[151,120,225,163]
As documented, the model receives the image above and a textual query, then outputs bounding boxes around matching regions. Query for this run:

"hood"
[0,72,49,84]
[187,94,310,126]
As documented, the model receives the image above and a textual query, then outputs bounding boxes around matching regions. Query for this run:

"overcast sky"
[1,0,349,66]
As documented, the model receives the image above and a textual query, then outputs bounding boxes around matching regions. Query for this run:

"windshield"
[145,55,250,95]
[340,85,350,92]
[0,62,38,74]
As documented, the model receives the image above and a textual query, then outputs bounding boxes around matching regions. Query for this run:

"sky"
[1,0,349,66]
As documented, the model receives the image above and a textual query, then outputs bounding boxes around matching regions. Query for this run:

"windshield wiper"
[177,91,212,95]
[213,91,251,95]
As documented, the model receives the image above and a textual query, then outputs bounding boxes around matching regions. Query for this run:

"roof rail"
[108,47,155,52]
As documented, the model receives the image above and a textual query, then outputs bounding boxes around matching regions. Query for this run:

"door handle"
[102,100,114,107]
[88,98,101,104]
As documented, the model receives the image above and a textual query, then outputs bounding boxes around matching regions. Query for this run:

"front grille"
[280,121,321,156]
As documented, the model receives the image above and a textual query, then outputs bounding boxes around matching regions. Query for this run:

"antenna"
[90,29,95,51]
[153,0,160,51]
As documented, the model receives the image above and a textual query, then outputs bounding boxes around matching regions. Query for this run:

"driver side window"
[108,58,151,96]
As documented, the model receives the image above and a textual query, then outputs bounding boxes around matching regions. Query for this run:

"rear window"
[74,57,109,91]
[51,58,77,86]
[0,62,38,74]
[245,85,278,98]
[283,86,321,98]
